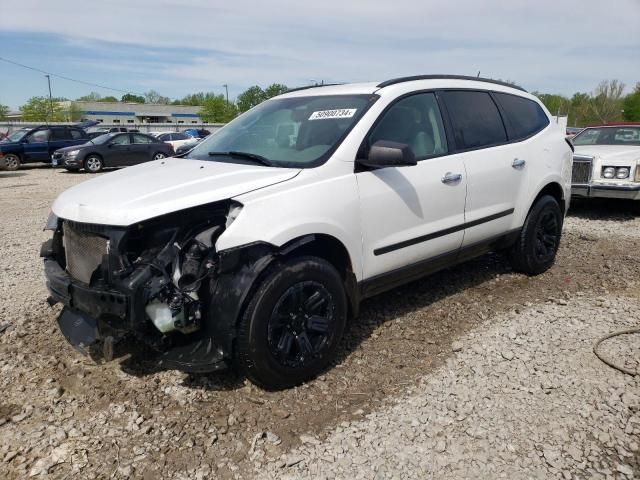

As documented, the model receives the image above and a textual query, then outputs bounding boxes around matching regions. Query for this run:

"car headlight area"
[602,166,630,180]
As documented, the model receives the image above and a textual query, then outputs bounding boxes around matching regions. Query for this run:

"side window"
[133,134,152,144]
[70,129,85,140]
[369,92,448,159]
[158,134,170,141]
[441,91,507,150]
[173,133,188,140]
[26,129,51,143]
[50,128,69,141]
[493,93,549,140]
[110,134,131,145]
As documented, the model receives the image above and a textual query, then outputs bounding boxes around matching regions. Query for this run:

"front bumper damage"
[41,203,278,373]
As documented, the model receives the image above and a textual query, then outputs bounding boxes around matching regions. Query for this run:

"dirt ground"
[0,166,639,479]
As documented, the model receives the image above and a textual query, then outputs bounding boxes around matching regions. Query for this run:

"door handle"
[512,158,526,169]
[441,172,463,184]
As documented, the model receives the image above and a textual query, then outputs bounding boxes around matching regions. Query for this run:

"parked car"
[149,131,198,151]
[566,127,583,139]
[90,127,129,134]
[42,75,571,389]
[174,138,204,156]
[87,131,107,140]
[183,128,211,139]
[570,123,640,200]
[51,132,174,173]
[0,126,89,170]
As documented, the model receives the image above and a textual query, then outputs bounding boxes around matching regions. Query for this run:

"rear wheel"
[153,152,167,160]
[84,155,103,173]
[3,154,20,171]
[235,256,347,390]
[508,195,563,275]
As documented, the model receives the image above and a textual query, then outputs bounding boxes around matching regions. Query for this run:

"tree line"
[1,80,638,125]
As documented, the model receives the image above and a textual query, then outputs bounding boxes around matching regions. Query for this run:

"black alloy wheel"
[267,281,335,369]
[236,256,347,390]
[508,195,563,275]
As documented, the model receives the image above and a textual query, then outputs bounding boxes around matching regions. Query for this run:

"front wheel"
[152,152,167,160]
[84,155,103,173]
[235,256,347,390]
[508,195,563,275]
[3,154,21,171]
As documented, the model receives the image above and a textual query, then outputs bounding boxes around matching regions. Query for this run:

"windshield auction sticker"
[309,109,357,120]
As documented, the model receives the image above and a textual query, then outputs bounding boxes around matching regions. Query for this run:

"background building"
[60,100,204,124]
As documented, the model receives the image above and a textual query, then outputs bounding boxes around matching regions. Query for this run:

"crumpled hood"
[574,145,640,163]
[52,158,300,226]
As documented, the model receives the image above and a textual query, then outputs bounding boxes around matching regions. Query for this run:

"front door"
[130,134,153,164]
[356,92,467,281]
[105,133,133,166]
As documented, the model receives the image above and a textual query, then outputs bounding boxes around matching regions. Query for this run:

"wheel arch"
[531,181,566,216]
[208,233,361,360]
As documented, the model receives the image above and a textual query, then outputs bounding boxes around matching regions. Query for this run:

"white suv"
[42,75,572,389]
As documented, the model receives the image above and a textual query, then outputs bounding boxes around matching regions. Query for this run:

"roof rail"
[376,75,526,92]
[285,83,343,94]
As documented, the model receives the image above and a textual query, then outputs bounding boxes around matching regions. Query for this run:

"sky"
[1,0,639,110]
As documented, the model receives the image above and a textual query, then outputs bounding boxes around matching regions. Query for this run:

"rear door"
[22,128,51,162]
[440,90,525,246]
[49,127,73,160]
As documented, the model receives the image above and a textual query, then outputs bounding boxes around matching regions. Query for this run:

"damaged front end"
[41,201,271,372]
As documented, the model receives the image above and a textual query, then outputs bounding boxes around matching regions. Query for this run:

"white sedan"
[149,131,199,151]
[571,124,640,200]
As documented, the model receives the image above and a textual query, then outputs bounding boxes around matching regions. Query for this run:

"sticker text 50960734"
[308,109,357,120]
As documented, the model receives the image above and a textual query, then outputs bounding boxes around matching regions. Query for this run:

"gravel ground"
[0,167,639,479]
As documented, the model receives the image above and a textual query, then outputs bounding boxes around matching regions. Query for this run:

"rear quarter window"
[441,90,507,150]
[493,93,549,140]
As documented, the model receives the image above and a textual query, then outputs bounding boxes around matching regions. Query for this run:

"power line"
[0,56,145,96]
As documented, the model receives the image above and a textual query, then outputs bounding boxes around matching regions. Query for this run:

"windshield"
[573,127,640,146]
[6,129,29,142]
[186,94,377,167]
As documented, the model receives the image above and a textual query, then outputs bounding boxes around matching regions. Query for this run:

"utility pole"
[45,74,54,121]
[222,84,229,105]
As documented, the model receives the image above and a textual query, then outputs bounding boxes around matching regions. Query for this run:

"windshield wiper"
[208,151,274,167]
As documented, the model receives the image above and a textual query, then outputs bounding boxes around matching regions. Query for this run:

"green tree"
[62,103,84,122]
[623,89,640,122]
[173,92,213,106]
[121,93,145,103]
[0,103,9,120]
[199,94,237,122]
[76,91,103,102]
[20,96,66,121]
[98,96,119,103]
[237,86,265,113]
[570,92,592,127]
[144,90,170,104]
[264,83,288,99]
[533,92,570,117]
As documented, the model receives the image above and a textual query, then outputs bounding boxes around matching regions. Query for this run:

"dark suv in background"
[0,126,89,170]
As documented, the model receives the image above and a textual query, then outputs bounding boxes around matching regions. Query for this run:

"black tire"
[236,256,347,390]
[84,155,103,173]
[3,153,21,171]
[508,195,563,275]
[152,152,167,160]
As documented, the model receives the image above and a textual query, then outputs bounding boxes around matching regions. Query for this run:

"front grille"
[62,223,109,284]
[572,155,593,185]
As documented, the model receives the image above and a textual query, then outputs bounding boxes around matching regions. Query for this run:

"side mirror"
[357,140,417,169]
